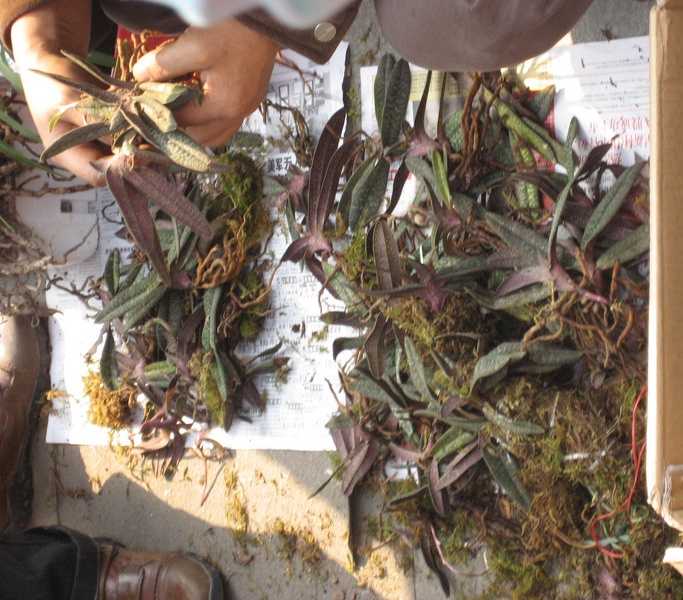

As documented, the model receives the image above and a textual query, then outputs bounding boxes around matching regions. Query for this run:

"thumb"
[132,35,200,82]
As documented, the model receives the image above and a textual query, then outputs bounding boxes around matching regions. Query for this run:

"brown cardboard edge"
[647,0,683,534]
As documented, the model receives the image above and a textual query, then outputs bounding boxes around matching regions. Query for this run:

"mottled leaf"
[95,275,165,323]
[470,341,526,390]
[41,121,115,162]
[581,161,645,250]
[430,426,475,461]
[365,314,389,378]
[106,159,170,284]
[482,403,545,435]
[482,444,532,510]
[348,158,390,231]
[405,336,437,403]
[372,219,401,290]
[527,343,583,367]
[100,327,119,391]
[380,58,411,147]
[596,222,649,270]
[435,442,483,490]
[374,54,396,132]
[124,165,211,238]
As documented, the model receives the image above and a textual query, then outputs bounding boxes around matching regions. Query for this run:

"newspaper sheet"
[26,44,349,450]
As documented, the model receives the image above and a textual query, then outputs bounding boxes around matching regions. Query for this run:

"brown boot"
[98,542,225,600]
[0,315,39,532]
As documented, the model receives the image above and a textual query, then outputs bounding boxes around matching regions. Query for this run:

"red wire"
[590,384,647,559]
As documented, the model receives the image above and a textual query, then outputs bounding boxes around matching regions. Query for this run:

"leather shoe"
[0,315,39,532]
[98,542,225,600]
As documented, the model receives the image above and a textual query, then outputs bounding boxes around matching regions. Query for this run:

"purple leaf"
[106,157,170,285]
[125,165,212,238]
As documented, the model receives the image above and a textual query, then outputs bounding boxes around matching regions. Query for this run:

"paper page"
[43,44,350,451]
[518,36,650,165]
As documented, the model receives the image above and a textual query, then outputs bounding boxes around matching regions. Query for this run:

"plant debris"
[28,38,677,596]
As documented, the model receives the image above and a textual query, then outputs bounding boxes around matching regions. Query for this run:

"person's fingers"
[132,19,277,141]
[132,32,208,82]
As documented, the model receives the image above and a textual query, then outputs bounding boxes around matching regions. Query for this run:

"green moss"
[213,151,264,217]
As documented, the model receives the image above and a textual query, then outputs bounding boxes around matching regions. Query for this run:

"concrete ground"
[26,2,652,599]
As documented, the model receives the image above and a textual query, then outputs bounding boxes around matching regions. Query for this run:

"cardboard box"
[648,0,683,576]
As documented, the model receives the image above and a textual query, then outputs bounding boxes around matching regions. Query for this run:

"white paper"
[518,36,649,165]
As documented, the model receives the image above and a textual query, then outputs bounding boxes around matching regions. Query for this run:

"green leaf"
[430,427,475,461]
[41,121,117,162]
[405,336,437,403]
[581,162,646,250]
[547,175,575,260]
[374,54,396,131]
[431,148,451,207]
[470,342,526,390]
[104,248,121,294]
[0,47,23,93]
[95,276,165,324]
[0,106,39,142]
[596,222,650,270]
[482,445,532,510]
[348,158,390,231]
[527,343,583,367]
[482,403,545,436]
[100,328,119,391]
[0,139,54,173]
[380,58,411,146]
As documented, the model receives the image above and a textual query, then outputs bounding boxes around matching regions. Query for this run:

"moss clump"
[211,151,264,218]
[273,518,323,569]
[189,352,222,425]
[83,370,134,429]
[224,467,250,547]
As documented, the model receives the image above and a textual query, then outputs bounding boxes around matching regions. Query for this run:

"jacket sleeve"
[0,0,47,49]
[237,2,360,64]
[1,0,115,52]
[2,0,360,62]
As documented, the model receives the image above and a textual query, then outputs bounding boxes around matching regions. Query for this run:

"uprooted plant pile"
[36,46,288,475]
[266,56,678,597]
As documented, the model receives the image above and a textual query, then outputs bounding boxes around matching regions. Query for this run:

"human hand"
[132,18,279,147]
[11,0,109,186]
